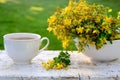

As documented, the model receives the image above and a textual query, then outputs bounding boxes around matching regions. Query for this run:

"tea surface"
[10,37,35,40]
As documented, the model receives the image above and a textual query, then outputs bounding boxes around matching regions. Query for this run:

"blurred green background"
[0,0,120,50]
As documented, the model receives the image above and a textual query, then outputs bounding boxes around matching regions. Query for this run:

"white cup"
[3,33,49,64]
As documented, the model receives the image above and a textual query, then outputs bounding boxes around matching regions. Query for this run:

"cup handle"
[39,37,49,53]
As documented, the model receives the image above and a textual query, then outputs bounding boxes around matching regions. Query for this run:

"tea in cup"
[3,33,49,64]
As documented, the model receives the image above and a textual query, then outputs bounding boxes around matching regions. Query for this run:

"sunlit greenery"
[0,0,120,50]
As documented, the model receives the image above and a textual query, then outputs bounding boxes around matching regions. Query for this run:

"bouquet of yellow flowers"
[47,0,120,52]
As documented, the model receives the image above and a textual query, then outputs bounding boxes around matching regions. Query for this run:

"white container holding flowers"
[47,0,120,62]
[74,38,120,62]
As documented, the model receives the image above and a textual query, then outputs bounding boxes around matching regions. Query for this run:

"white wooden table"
[0,50,120,80]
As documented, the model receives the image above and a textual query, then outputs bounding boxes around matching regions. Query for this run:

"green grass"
[0,0,120,50]
[87,0,120,17]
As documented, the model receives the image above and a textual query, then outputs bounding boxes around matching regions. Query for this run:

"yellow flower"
[53,28,57,35]
[47,27,53,32]
[48,60,54,64]
[80,38,86,42]
[64,6,71,13]
[114,34,120,39]
[102,22,106,26]
[76,27,84,33]
[95,16,101,23]
[59,25,65,29]
[62,40,69,49]
[84,15,89,20]
[105,16,112,23]
[48,15,56,25]
[93,30,99,34]
[62,37,71,49]
[90,42,95,46]
[85,28,90,33]
[117,11,120,19]
[63,18,71,26]
[55,63,63,69]
[73,19,78,25]
[103,38,107,43]
[42,62,47,68]
[78,19,82,23]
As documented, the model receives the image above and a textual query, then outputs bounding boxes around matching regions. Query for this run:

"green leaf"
[109,40,113,44]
